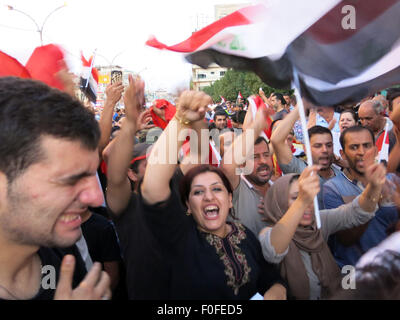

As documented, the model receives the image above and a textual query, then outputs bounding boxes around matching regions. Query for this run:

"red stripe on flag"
[249,95,274,139]
[0,51,31,78]
[376,128,390,151]
[307,0,397,44]
[81,52,99,84]
[146,5,266,53]
[25,44,66,91]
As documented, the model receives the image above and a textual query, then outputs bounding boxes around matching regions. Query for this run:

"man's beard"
[246,164,272,186]
[316,154,333,170]
[346,156,365,177]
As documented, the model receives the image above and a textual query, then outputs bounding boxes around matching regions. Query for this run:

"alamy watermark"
[341,265,356,290]
[145,123,258,175]
[341,5,356,30]
[41,265,56,290]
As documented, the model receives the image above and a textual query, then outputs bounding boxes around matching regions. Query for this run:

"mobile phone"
[111,70,123,84]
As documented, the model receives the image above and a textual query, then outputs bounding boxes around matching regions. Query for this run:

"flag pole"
[292,68,322,229]
[377,122,389,163]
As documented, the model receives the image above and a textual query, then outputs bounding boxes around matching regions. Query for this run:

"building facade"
[191,3,250,92]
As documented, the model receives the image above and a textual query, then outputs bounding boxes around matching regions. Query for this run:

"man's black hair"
[214,109,227,120]
[272,92,287,105]
[232,110,246,124]
[0,77,100,182]
[308,125,333,140]
[340,125,375,151]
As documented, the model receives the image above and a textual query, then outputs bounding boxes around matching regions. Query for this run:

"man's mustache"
[257,164,271,172]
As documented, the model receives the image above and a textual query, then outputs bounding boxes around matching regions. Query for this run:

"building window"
[198,74,206,79]
[220,71,225,76]
[211,71,215,75]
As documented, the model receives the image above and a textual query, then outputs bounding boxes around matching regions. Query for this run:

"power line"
[0,23,36,32]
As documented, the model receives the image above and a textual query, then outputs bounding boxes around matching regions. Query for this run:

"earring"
[186,211,191,216]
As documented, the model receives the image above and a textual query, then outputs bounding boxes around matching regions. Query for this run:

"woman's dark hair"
[339,109,358,123]
[179,164,234,211]
[289,174,300,185]
[386,87,400,112]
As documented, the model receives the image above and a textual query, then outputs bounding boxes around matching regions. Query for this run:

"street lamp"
[6,3,67,45]
[97,50,126,68]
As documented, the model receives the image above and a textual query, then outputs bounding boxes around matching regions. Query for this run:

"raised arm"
[106,76,143,215]
[270,107,299,165]
[261,166,320,255]
[97,82,124,157]
[141,91,212,205]
[388,125,400,174]
[179,118,209,176]
[220,102,269,189]
[321,163,387,238]
[358,163,386,212]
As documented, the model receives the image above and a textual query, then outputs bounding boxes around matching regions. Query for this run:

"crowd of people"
[0,67,400,300]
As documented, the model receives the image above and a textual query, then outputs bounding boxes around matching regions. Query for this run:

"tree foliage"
[201,69,291,103]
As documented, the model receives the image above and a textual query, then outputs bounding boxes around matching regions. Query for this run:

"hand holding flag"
[80,52,99,103]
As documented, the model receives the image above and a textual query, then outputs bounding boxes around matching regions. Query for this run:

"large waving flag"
[25,44,68,91]
[80,52,99,103]
[0,51,31,78]
[147,0,400,106]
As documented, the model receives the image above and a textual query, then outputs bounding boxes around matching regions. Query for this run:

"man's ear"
[127,168,138,182]
[0,172,8,210]
[340,148,347,161]
[185,201,191,215]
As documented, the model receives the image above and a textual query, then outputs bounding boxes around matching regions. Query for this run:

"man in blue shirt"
[323,126,399,268]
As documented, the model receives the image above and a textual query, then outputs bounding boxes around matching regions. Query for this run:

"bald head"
[358,100,385,134]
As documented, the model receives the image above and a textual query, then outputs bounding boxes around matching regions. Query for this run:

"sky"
[0,0,254,92]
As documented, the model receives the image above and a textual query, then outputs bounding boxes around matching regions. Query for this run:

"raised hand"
[252,96,274,131]
[105,81,124,106]
[258,197,266,216]
[307,108,317,129]
[54,255,111,300]
[297,165,321,206]
[175,90,212,124]
[123,75,145,124]
[364,163,387,189]
[328,117,337,130]
[136,109,155,131]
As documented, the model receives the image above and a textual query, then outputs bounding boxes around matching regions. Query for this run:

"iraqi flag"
[220,95,226,103]
[80,52,99,103]
[376,123,390,163]
[146,0,400,106]
[0,51,31,79]
[237,91,243,100]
